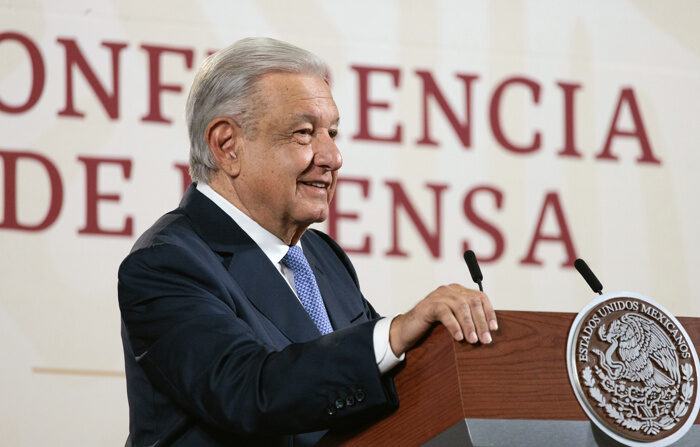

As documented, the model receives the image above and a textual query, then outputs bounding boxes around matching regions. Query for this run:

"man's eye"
[295,128,313,135]
[329,129,338,139]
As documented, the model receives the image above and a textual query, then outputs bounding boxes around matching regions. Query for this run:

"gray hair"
[185,37,328,184]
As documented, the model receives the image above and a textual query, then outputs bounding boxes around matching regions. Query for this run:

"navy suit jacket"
[118,185,398,446]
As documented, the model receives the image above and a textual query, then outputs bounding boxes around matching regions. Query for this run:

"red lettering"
[141,44,194,124]
[77,157,133,236]
[328,177,371,254]
[596,88,660,164]
[462,186,505,262]
[174,162,192,195]
[385,181,447,258]
[351,65,402,142]
[556,82,582,157]
[520,192,577,267]
[416,71,479,148]
[0,32,45,114]
[0,149,63,231]
[490,77,542,154]
[57,38,127,119]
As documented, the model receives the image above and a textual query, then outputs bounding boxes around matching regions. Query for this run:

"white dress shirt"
[196,183,403,374]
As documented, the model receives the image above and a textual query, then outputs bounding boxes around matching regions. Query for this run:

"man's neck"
[205,176,307,245]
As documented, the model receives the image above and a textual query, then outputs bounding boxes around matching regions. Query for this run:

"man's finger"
[467,297,491,344]
[481,293,498,331]
[453,300,479,343]
[434,302,465,342]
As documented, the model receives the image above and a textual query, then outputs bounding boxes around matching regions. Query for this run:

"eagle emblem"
[593,313,680,390]
[567,294,699,446]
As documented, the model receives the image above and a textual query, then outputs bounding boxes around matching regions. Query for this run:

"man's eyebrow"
[289,114,340,126]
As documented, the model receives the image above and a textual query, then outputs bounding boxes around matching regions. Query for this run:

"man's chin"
[295,208,329,227]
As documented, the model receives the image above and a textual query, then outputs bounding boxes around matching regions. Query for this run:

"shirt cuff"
[373,315,405,374]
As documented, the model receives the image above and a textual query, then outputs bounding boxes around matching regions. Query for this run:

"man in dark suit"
[118,37,497,446]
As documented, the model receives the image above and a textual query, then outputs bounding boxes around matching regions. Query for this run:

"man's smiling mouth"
[301,181,327,188]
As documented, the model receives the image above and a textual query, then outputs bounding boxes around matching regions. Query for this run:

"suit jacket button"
[346,395,355,407]
[327,405,336,415]
[335,398,345,410]
[355,389,365,402]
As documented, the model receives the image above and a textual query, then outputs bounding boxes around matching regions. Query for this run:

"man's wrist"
[373,315,405,374]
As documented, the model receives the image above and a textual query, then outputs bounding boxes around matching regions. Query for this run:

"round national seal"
[567,291,699,446]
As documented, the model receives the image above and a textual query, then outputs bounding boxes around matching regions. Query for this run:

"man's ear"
[206,117,243,177]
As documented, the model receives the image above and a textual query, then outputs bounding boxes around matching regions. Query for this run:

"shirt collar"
[196,183,298,265]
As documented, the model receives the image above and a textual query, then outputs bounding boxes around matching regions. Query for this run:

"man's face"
[234,72,342,240]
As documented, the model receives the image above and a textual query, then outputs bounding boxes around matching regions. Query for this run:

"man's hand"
[389,284,498,357]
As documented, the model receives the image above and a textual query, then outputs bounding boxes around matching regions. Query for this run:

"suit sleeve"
[118,242,398,436]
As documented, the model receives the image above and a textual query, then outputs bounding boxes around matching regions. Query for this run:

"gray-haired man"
[119,37,497,446]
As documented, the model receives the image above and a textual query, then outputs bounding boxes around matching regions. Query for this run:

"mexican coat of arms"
[567,292,699,446]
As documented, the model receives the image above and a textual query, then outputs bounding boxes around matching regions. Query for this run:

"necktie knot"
[281,245,307,272]
[282,245,333,335]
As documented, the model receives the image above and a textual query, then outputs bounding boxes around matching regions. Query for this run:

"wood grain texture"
[456,312,700,423]
[322,311,700,445]
[321,326,463,446]
[456,310,586,420]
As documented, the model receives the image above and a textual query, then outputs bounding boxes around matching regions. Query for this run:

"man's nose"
[314,132,342,170]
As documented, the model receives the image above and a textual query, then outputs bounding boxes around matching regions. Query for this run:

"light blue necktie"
[281,245,334,335]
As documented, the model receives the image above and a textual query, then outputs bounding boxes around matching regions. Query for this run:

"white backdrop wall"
[1,0,698,444]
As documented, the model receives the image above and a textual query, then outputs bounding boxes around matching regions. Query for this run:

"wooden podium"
[321,311,700,446]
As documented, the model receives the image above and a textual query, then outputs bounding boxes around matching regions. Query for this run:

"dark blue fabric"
[118,184,398,446]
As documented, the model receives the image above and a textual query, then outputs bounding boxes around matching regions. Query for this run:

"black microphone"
[463,250,483,292]
[574,258,603,295]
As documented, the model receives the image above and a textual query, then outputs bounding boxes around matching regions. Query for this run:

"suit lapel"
[227,246,321,343]
[179,184,320,343]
